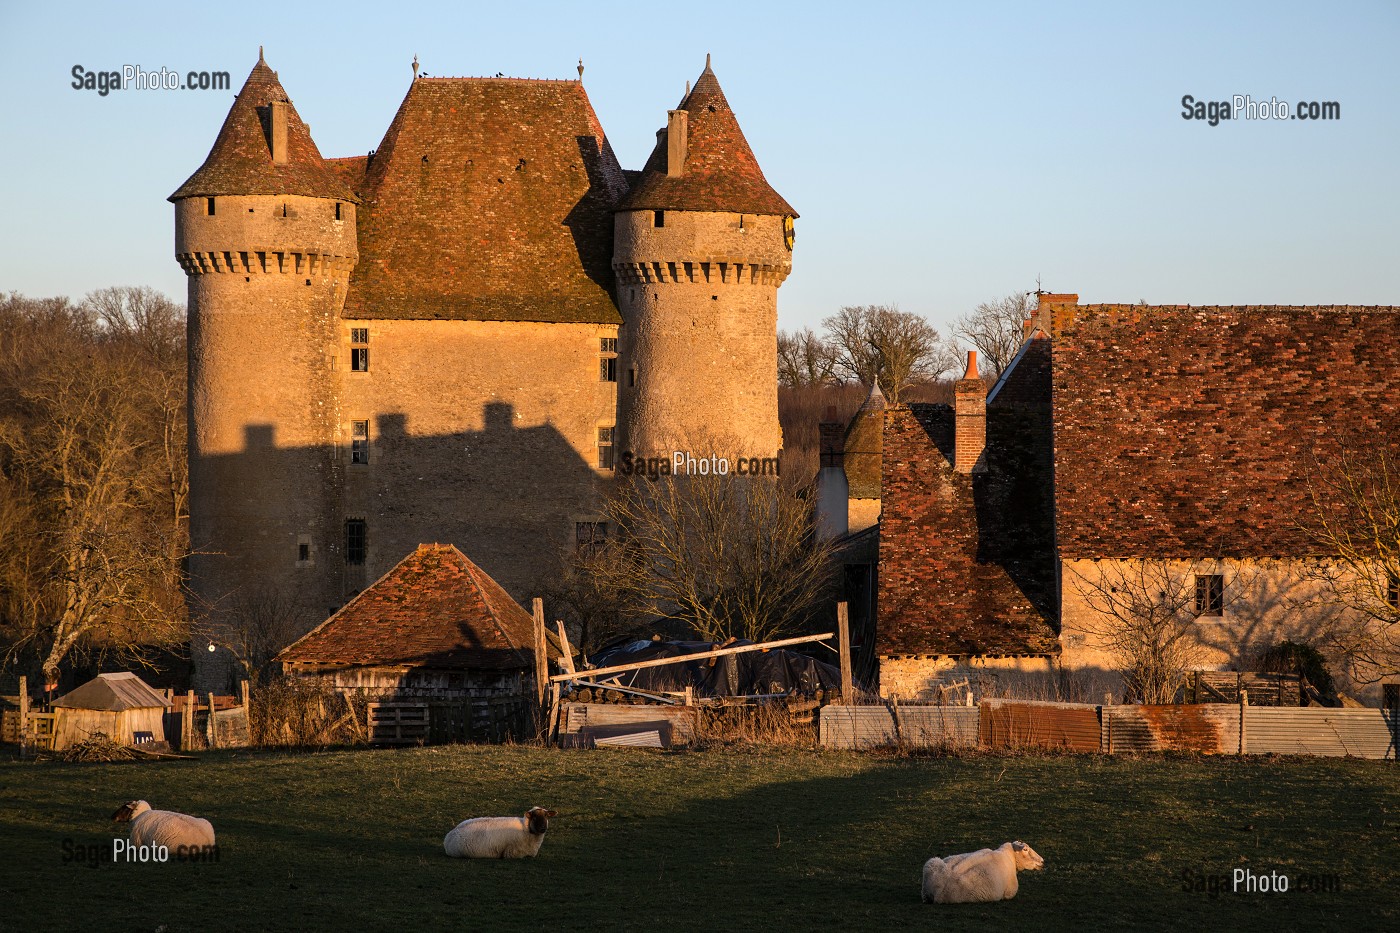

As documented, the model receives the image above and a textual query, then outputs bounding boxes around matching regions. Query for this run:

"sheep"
[111,800,216,857]
[921,840,1044,904]
[443,807,557,859]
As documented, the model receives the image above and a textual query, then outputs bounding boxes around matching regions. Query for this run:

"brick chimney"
[666,109,688,177]
[954,351,985,473]
[269,100,289,164]
[1034,293,1079,338]
[815,405,848,539]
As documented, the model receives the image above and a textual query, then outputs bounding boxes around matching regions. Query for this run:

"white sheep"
[921,840,1044,904]
[111,800,216,856]
[443,807,557,859]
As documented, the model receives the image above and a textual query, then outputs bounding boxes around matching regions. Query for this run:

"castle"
[171,52,795,688]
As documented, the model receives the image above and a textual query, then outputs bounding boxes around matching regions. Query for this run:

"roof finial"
[705,52,712,70]
[577,58,584,80]
[412,54,419,79]
[258,45,265,63]
[685,79,690,95]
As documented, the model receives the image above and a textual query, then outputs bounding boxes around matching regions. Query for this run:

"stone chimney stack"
[666,109,688,177]
[954,350,986,473]
[815,406,848,539]
[269,100,289,164]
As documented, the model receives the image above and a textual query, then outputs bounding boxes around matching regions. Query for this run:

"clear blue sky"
[0,0,1395,335]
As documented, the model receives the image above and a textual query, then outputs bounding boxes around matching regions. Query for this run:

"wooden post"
[532,598,548,710]
[547,682,562,746]
[684,685,695,708]
[17,676,28,752]
[184,689,195,751]
[1239,688,1248,756]
[207,693,218,749]
[837,601,853,705]
[555,621,577,676]
[240,680,250,714]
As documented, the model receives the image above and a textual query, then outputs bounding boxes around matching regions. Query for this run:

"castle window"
[351,420,370,464]
[599,337,617,382]
[350,328,369,372]
[345,519,367,565]
[628,367,636,388]
[597,426,614,470]
[1195,574,1224,617]
[206,197,216,216]
[653,210,665,228]
[298,543,310,562]
[335,202,343,221]
[576,521,607,555]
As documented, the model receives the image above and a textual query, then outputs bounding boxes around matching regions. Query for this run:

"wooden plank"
[18,676,28,752]
[207,693,218,749]
[556,621,577,676]
[837,602,853,704]
[549,632,834,683]
[532,598,548,709]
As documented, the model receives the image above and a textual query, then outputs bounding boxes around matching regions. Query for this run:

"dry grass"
[247,677,367,747]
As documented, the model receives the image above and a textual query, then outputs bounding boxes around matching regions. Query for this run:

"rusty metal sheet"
[819,705,979,750]
[979,700,1101,751]
[1106,705,1234,754]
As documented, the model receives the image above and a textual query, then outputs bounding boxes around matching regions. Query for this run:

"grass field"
[1,744,1396,932]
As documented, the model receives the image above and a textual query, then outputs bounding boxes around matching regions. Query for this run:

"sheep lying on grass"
[922,840,1044,904]
[111,800,216,853]
[444,807,557,859]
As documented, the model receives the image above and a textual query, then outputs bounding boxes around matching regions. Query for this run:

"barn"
[50,672,171,750]
[276,543,556,699]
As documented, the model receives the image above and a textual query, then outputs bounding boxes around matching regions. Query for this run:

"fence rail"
[820,701,1398,759]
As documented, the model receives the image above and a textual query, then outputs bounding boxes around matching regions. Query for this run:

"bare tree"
[952,292,1034,381]
[1298,447,1400,683]
[821,305,957,404]
[541,539,643,655]
[0,290,189,687]
[213,585,313,685]
[1065,559,1238,704]
[593,471,837,644]
[777,327,838,388]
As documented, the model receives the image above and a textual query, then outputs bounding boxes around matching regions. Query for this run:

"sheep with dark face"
[111,800,216,852]
[444,807,557,859]
[922,840,1044,904]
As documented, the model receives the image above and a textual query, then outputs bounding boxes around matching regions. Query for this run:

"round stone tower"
[613,56,795,466]
[170,51,358,689]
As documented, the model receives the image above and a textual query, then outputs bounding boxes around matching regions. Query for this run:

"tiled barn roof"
[1052,302,1400,558]
[341,77,627,323]
[170,54,356,203]
[618,60,796,217]
[277,543,542,670]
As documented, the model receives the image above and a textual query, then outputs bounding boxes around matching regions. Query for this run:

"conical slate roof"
[277,544,544,670]
[843,380,886,499]
[53,672,170,711]
[169,52,356,202]
[619,58,796,217]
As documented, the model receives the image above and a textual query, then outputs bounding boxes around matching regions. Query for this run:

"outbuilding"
[50,672,170,750]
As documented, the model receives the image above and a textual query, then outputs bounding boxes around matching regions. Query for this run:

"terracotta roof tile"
[276,543,541,670]
[843,380,886,499]
[618,61,796,217]
[342,78,626,323]
[170,55,355,203]
[1053,304,1400,557]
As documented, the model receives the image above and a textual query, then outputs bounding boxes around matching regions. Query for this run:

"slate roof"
[618,60,796,217]
[876,405,1060,657]
[843,380,886,499]
[277,544,543,670]
[1052,303,1400,559]
[170,54,355,203]
[53,673,170,711]
[341,77,627,323]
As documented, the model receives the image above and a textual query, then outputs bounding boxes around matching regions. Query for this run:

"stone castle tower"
[614,56,795,464]
[172,52,795,688]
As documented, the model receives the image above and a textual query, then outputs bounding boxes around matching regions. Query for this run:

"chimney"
[954,351,986,473]
[269,100,289,164]
[1035,293,1079,339]
[816,406,849,539]
[666,109,688,177]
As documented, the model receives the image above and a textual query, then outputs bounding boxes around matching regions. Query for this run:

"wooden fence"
[367,696,533,746]
[820,700,1398,759]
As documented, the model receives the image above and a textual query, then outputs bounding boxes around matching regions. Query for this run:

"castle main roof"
[169,53,356,203]
[619,59,796,217]
[340,77,627,324]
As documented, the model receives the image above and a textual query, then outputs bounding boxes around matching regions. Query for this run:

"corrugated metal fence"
[820,701,1397,759]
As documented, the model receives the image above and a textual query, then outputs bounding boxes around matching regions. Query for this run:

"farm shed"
[277,543,559,700]
[50,673,170,750]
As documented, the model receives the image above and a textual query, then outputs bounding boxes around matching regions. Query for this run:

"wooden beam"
[17,676,27,753]
[207,692,218,749]
[837,602,853,704]
[549,632,834,683]
[556,621,577,676]
[532,598,548,709]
